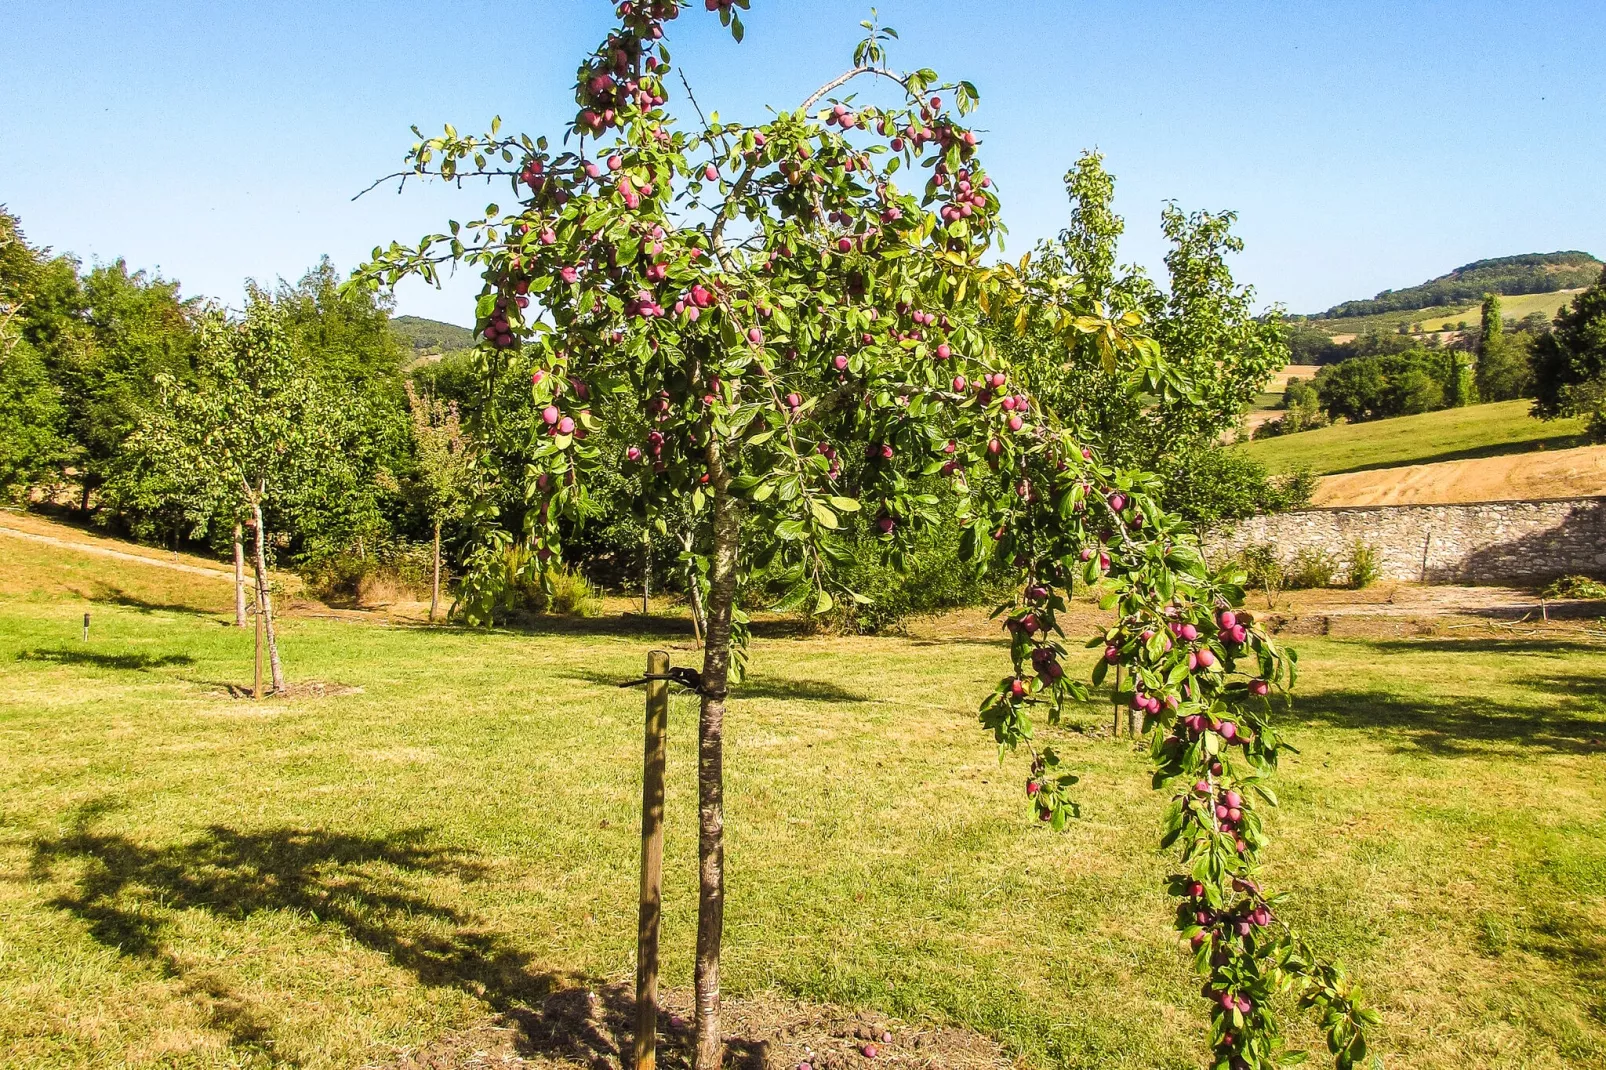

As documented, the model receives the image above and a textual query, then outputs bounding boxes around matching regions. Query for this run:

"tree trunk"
[642,533,651,615]
[681,529,707,645]
[251,503,285,693]
[431,520,442,622]
[693,451,740,1070]
[233,523,247,627]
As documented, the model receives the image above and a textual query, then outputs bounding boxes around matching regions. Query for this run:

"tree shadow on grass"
[1363,637,1606,657]
[84,582,226,618]
[1295,643,1606,757]
[28,802,760,1069]
[558,665,873,705]
[468,611,814,643]
[18,647,196,672]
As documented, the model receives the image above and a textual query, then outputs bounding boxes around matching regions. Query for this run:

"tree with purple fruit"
[359,3,1374,1067]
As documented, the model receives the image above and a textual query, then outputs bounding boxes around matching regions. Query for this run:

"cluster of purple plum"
[575,23,665,133]
[673,280,717,319]
[929,162,991,224]
[888,96,978,157]
[1187,878,1273,947]
[814,440,842,480]
[481,288,530,349]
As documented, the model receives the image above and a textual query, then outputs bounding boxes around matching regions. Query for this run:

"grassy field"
[1411,289,1585,333]
[1239,399,1590,475]
[1302,287,1584,339]
[2,536,1605,1069]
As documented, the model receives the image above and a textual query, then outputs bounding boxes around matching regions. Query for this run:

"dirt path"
[1314,443,1606,506]
[0,520,237,581]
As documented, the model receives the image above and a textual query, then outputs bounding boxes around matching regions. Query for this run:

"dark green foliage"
[389,314,474,354]
[1475,291,1536,403]
[1342,328,1425,359]
[1286,322,1342,364]
[1282,377,1319,411]
[1160,449,1313,528]
[827,509,1009,633]
[1476,333,1535,403]
[58,261,201,508]
[1323,251,1602,319]
[1315,350,1460,422]
[0,339,73,498]
[1253,377,1326,438]
[1530,266,1606,439]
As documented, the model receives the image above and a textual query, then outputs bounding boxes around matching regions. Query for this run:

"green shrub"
[455,543,600,624]
[1346,541,1382,589]
[1234,543,1286,608]
[1238,543,1283,590]
[1160,449,1314,529]
[1542,575,1606,600]
[1287,548,1339,589]
[825,509,1010,634]
[302,541,435,606]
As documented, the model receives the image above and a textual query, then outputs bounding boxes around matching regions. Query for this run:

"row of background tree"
[2,155,1319,627]
[1259,274,1606,436]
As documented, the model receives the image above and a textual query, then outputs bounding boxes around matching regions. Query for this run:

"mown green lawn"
[1239,399,1590,475]
[1,546,1603,1069]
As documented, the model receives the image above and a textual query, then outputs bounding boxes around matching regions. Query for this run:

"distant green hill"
[1317,252,1601,320]
[390,315,474,353]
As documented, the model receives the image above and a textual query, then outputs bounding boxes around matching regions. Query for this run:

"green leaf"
[828,495,860,512]
[813,589,834,615]
[809,500,839,529]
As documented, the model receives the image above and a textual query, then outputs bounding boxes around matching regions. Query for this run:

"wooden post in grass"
[1112,663,1123,736]
[253,590,264,700]
[635,649,670,1070]
[82,612,90,641]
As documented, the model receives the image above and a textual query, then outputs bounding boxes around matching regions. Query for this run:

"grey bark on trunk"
[233,523,247,627]
[693,450,739,1070]
[431,520,442,621]
[251,502,285,692]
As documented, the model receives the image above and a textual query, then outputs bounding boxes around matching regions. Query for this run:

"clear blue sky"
[4,1,1602,325]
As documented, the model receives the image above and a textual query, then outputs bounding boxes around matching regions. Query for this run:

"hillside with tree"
[1318,251,1600,319]
[390,314,473,354]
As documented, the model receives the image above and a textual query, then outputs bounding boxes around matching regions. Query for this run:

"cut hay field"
[2,525,1604,1070]
[1311,443,1606,506]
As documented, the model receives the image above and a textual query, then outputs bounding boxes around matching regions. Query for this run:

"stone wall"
[1203,497,1606,584]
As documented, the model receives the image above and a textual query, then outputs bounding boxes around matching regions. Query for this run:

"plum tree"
[359,3,1374,1067]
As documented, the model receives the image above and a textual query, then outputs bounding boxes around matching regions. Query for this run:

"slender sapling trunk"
[693,446,739,1070]
[233,522,247,627]
[251,501,285,692]
[431,519,442,621]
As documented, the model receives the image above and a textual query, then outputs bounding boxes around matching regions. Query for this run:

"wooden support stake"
[635,649,670,1070]
[82,612,90,642]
